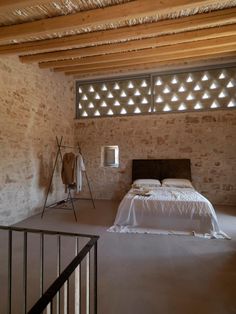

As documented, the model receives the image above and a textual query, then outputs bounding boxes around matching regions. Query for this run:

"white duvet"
[108,187,230,239]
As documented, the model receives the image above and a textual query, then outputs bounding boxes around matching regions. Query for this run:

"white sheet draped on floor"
[108,187,230,239]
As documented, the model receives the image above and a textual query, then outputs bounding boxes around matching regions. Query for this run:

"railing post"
[8,230,12,314]
[94,242,98,314]
[40,233,44,297]
[46,302,51,314]
[23,232,28,314]
[75,237,81,314]
[57,235,61,314]
[63,280,69,314]
[86,252,90,314]
[67,278,70,314]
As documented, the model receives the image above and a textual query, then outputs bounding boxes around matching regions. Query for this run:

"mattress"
[108,187,229,239]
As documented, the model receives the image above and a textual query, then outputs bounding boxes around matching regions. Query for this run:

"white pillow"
[133,179,161,188]
[162,178,193,188]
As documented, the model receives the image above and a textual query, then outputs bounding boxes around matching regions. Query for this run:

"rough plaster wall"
[75,110,236,205]
[0,56,75,225]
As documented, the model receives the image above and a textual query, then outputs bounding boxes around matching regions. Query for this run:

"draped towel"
[76,153,85,192]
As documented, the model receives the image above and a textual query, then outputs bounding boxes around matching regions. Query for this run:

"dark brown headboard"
[132,159,191,182]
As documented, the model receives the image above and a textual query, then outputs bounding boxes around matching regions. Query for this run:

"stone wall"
[75,110,236,205]
[0,56,235,226]
[0,56,75,225]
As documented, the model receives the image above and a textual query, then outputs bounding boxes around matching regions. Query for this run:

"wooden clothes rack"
[41,136,95,222]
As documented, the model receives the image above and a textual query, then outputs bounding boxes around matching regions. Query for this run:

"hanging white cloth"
[76,153,86,192]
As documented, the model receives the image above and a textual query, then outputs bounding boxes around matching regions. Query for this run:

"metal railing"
[0,226,99,314]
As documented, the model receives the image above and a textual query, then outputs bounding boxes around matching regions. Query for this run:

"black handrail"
[0,225,99,314]
[0,225,98,239]
[28,237,98,314]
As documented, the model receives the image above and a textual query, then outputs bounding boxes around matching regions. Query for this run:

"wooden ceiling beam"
[0,0,50,12]
[71,54,236,78]
[37,35,236,70]
[63,45,236,75]
[0,0,229,42]
[39,34,235,68]
[54,49,235,73]
[20,25,236,63]
[1,8,236,55]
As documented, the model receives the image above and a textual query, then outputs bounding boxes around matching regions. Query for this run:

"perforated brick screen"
[76,67,236,118]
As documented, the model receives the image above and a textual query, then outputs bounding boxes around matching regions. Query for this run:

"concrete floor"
[10,201,236,313]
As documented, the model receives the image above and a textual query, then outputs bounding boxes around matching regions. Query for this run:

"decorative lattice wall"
[76,67,236,118]
[77,76,151,118]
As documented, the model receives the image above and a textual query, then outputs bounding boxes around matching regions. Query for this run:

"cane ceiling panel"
[1,1,236,77]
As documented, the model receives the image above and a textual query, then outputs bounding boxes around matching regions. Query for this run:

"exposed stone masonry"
[0,56,75,225]
[0,56,235,226]
[75,110,236,205]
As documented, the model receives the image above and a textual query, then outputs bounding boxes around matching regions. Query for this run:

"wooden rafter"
[40,41,236,70]
[0,0,50,12]
[62,45,236,75]
[0,0,229,42]
[0,8,236,55]
[54,47,236,73]
[19,25,236,64]
[37,35,236,72]
[71,54,236,78]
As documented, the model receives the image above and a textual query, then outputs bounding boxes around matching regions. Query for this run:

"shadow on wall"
[115,160,132,200]
[37,152,55,196]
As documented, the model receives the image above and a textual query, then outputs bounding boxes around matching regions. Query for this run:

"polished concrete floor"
[8,201,236,313]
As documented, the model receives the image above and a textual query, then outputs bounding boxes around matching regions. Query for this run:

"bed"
[109,159,229,239]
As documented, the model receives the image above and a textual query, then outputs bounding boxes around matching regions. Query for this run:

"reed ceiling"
[0,0,236,78]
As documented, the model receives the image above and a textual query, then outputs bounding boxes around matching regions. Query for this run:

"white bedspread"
[108,187,229,239]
